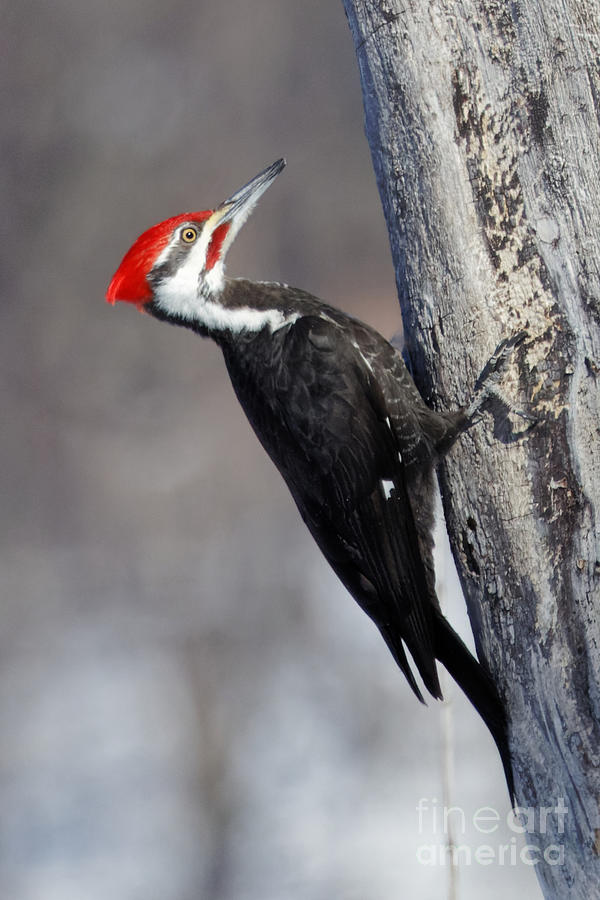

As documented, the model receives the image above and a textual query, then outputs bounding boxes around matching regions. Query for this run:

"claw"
[473,331,528,393]
[467,330,530,422]
[513,408,538,424]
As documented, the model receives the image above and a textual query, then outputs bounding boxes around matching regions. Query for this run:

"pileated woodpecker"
[107,159,521,800]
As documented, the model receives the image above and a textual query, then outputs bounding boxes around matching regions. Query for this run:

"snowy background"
[2,2,539,897]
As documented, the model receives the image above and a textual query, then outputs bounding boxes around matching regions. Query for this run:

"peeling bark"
[342,1,600,896]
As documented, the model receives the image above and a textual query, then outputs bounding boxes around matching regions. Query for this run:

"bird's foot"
[467,331,537,435]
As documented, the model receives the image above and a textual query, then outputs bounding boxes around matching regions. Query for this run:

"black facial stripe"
[148,229,197,288]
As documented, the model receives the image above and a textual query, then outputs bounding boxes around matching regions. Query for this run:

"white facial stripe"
[153,218,218,321]
[152,213,299,335]
[190,302,297,334]
[203,260,226,295]
[155,255,298,334]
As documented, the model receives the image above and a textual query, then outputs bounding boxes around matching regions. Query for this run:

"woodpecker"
[107,159,521,800]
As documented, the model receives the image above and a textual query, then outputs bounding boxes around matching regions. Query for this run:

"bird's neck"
[150,277,303,342]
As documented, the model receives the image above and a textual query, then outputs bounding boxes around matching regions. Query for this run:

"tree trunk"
[342,1,600,896]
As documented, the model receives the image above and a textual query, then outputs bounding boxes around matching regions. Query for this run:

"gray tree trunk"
[342,1,600,896]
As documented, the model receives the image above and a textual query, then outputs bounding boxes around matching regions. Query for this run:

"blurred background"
[2,1,538,897]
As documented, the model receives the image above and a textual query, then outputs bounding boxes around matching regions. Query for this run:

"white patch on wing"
[381,478,395,500]
[352,341,375,376]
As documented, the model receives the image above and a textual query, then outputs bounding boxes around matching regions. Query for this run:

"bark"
[342,1,600,896]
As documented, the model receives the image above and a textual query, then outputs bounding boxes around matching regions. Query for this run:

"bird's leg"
[466,331,536,427]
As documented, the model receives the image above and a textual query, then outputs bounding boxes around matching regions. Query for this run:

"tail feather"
[379,624,426,704]
[379,609,443,704]
[403,606,443,700]
[432,612,515,803]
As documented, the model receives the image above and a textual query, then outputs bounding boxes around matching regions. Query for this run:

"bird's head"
[106,159,285,322]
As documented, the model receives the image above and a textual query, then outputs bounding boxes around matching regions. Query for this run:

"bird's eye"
[181,226,198,244]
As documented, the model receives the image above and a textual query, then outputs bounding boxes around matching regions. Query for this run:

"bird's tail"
[432,612,515,803]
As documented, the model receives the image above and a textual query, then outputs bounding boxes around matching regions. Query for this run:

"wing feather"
[276,315,442,698]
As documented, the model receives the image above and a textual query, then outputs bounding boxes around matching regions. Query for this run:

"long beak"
[214,158,286,227]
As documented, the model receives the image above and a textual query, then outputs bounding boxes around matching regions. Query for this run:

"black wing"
[224,310,514,797]
[273,315,443,700]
